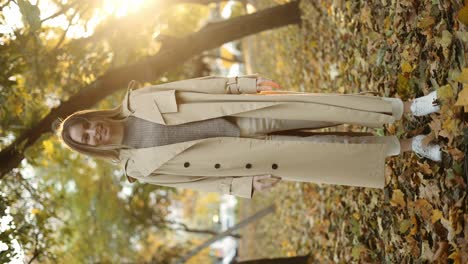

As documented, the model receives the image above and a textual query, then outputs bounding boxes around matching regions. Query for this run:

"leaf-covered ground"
[238,0,467,263]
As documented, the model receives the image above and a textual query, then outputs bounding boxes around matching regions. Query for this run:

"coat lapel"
[120,139,204,177]
[124,88,178,125]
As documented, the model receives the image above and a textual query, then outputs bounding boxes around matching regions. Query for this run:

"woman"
[56,74,442,198]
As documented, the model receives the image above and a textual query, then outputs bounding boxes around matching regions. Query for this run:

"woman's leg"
[265,134,401,157]
[381,97,404,121]
[229,116,401,157]
[384,90,441,117]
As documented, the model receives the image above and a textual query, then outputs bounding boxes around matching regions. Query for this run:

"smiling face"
[68,119,112,146]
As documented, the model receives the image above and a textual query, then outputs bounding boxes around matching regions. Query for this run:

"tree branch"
[40,0,79,23]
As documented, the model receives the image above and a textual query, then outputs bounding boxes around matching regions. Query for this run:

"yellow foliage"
[309,40,318,48]
[352,213,360,220]
[396,74,411,100]
[15,103,23,117]
[195,192,220,216]
[455,84,468,111]
[417,16,435,29]
[442,118,457,134]
[410,215,418,235]
[220,46,236,68]
[454,68,468,83]
[401,61,413,73]
[43,140,55,156]
[390,189,406,208]
[448,250,460,264]
[437,84,454,103]
[431,209,443,223]
[457,6,468,27]
[185,244,211,264]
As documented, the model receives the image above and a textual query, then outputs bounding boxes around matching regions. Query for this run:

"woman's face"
[68,119,112,146]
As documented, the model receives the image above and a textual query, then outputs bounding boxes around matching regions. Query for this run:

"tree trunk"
[0,1,302,178]
[178,205,276,263]
[233,255,310,264]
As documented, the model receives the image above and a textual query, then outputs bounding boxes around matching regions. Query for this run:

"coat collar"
[121,86,178,125]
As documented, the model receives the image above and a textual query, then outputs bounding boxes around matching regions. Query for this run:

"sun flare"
[102,0,145,18]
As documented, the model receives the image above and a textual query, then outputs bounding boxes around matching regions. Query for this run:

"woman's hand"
[256,76,282,92]
[253,174,281,192]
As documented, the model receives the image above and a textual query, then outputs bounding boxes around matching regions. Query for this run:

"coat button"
[272,163,278,170]
[214,163,221,169]
[245,163,252,169]
[184,162,190,168]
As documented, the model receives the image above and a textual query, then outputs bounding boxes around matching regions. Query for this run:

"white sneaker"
[411,135,442,162]
[410,90,440,116]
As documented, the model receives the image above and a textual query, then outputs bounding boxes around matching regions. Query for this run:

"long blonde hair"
[55,106,127,162]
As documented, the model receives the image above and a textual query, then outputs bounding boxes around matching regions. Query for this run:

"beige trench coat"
[119,74,395,199]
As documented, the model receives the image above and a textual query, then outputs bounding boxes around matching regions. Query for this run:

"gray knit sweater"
[122,116,241,148]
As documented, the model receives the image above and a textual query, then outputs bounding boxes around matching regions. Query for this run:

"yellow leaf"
[310,41,318,48]
[401,61,413,73]
[31,208,40,215]
[440,30,453,49]
[455,68,468,83]
[353,213,360,220]
[442,119,457,134]
[431,209,443,223]
[390,189,406,207]
[43,140,54,156]
[410,215,418,235]
[455,84,468,106]
[414,199,433,220]
[397,74,411,99]
[438,84,454,102]
[457,6,468,27]
[15,103,23,116]
[448,250,460,264]
[417,16,435,29]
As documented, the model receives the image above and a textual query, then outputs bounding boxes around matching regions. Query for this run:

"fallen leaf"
[438,84,455,104]
[455,83,468,107]
[391,189,406,208]
[412,199,434,220]
[410,215,419,236]
[419,183,440,204]
[447,147,465,161]
[455,68,468,83]
[448,250,461,264]
[399,219,412,234]
[406,235,421,256]
[433,241,449,261]
[401,61,413,73]
[417,16,435,29]
[440,217,456,242]
[457,5,468,26]
[421,241,434,261]
[418,162,433,175]
[431,209,443,223]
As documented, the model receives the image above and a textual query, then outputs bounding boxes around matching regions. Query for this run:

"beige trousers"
[228,97,403,157]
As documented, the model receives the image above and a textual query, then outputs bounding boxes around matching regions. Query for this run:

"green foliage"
[17,0,41,32]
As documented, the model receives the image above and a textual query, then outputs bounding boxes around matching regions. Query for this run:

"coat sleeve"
[136,174,255,199]
[139,73,259,95]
